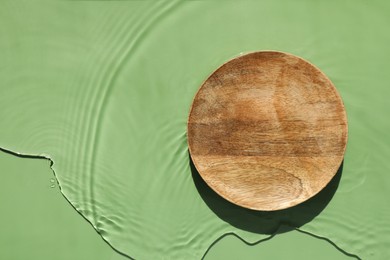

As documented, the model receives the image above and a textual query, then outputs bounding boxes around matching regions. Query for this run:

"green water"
[204,231,350,260]
[0,152,349,260]
[1,1,390,259]
[0,152,127,260]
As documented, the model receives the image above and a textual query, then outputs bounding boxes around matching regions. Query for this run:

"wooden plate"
[187,51,348,211]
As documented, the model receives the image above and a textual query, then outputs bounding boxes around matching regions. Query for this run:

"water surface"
[1,1,390,259]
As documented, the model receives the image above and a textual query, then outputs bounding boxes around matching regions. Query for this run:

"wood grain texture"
[187,51,348,211]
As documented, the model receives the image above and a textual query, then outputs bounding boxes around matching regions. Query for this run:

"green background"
[1,1,390,259]
[0,152,349,259]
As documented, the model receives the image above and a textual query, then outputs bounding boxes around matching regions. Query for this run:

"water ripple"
[1,1,390,259]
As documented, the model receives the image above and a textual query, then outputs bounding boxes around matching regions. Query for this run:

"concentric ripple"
[1,1,390,259]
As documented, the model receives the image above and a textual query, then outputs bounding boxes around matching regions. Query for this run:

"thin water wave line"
[62,5,158,210]
[295,228,361,259]
[0,145,135,260]
[85,0,182,223]
[201,232,275,260]
[201,225,361,260]
[64,1,169,219]
[0,145,362,259]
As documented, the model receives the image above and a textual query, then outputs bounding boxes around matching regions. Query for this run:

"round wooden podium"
[187,51,347,211]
